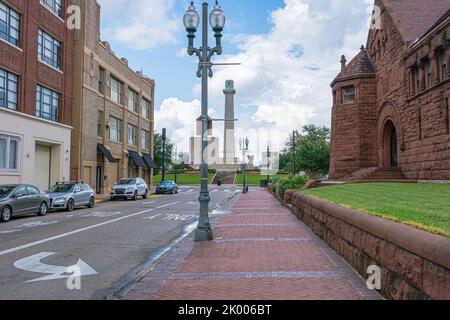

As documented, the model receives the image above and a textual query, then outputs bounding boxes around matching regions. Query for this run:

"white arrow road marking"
[0,208,155,257]
[0,229,23,234]
[14,252,97,282]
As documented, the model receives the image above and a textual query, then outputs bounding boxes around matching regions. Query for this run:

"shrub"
[274,175,308,198]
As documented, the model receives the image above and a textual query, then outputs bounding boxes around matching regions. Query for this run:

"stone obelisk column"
[223,80,236,164]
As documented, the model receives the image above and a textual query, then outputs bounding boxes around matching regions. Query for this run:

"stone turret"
[329,46,378,179]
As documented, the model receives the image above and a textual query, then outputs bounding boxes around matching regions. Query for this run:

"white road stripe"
[0,208,156,257]
[0,230,23,234]
[156,201,179,209]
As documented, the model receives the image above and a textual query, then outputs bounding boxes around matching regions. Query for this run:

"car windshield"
[47,184,75,193]
[0,185,16,197]
[117,179,136,185]
[160,181,173,186]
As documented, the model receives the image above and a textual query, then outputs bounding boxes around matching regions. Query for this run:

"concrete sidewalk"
[122,189,381,300]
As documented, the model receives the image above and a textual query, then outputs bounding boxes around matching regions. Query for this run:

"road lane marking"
[162,214,196,221]
[187,189,194,193]
[81,212,121,218]
[155,202,179,209]
[18,221,59,228]
[0,208,155,257]
[141,201,155,205]
[14,252,97,282]
[210,190,218,193]
[0,230,23,234]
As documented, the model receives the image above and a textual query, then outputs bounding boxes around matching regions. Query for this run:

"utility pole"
[162,128,166,182]
[267,145,270,184]
[292,130,296,175]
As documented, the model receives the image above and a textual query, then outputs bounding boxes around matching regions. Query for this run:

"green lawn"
[236,174,289,186]
[303,183,450,238]
[153,174,215,185]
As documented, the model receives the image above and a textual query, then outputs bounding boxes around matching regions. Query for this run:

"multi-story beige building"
[71,0,155,194]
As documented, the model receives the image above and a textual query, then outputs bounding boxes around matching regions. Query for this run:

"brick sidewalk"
[122,189,381,300]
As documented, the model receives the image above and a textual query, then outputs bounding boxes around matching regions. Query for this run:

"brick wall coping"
[291,191,450,270]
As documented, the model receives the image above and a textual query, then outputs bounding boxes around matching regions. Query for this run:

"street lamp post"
[184,1,226,241]
[240,137,249,193]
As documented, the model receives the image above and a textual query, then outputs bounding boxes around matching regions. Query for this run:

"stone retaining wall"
[281,190,450,300]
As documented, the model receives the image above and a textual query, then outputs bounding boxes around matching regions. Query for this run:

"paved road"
[0,185,241,300]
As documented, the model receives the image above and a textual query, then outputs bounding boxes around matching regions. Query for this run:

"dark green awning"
[142,153,157,169]
[97,144,117,163]
[128,151,146,168]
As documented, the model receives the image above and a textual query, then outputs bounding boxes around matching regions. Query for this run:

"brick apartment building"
[330,0,450,181]
[70,0,155,194]
[0,0,74,190]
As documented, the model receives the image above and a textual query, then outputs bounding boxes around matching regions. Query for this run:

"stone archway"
[381,120,398,168]
[377,102,403,169]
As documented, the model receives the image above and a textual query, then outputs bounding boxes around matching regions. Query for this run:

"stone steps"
[363,168,406,180]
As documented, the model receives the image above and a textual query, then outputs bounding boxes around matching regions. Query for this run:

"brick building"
[70,0,155,194]
[330,0,450,181]
[0,0,74,190]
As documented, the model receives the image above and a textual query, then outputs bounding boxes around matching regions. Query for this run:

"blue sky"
[97,0,373,161]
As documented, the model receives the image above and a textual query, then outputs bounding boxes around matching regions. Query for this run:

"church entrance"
[382,120,398,168]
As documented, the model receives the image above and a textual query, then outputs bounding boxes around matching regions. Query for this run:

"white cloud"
[194,0,371,153]
[97,0,180,50]
[154,98,218,152]
[103,0,374,159]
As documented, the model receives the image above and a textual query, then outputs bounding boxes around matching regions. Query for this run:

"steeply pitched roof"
[331,47,375,87]
[384,0,450,42]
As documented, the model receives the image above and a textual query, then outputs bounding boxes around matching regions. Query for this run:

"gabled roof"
[331,47,375,87]
[383,0,450,42]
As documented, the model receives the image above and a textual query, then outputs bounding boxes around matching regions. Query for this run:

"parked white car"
[110,178,149,201]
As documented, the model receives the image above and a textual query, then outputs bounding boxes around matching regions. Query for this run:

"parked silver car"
[47,181,95,211]
[110,178,149,201]
[0,184,50,223]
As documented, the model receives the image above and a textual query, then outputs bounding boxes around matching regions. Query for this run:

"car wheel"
[144,189,149,199]
[67,199,75,212]
[88,197,95,208]
[37,202,48,216]
[0,206,12,223]
[133,191,138,201]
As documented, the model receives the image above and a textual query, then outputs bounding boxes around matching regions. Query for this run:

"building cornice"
[0,107,73,130]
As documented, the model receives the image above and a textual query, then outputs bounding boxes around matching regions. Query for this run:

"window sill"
[0,37,22,52]
[40,3,65,23]
[38,60,63,74]
[407,78,450,102]
[0,170,20,176]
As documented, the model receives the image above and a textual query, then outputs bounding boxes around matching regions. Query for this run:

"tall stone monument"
[223,80,236,164]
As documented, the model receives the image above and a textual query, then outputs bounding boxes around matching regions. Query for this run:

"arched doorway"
[382,120,398,168]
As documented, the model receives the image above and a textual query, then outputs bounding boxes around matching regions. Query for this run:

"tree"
[280,125,331,179]
[153,131,174,175]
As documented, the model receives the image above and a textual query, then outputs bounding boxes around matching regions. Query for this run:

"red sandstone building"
[0,0,75,190]
[330,0,450,181]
